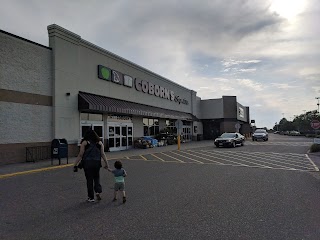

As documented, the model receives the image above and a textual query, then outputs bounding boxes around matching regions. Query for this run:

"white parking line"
[200,150,313,170]
[170,151,204,164]
[246,142,312,146]
[231,151,314,169]
[305,154,320,172]
[181,151,226,165]
[159,152,185,163]
[198,150,296,170]
[194,150,270,168]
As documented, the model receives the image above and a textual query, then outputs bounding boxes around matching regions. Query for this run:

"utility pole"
[316,97,320,114]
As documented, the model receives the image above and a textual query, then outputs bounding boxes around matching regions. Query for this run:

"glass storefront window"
[115,127,120,136]
[144,126,149,136]
[109,127,114,136]
[143,118,159,136]
[122,126,127,136]
[109,138,114,148]
[155,126,160,135]
[81,126,91,137]
[128,137,133,146]
[150,126,155,136]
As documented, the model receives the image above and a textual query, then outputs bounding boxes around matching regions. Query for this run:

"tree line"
[273,110,320,133]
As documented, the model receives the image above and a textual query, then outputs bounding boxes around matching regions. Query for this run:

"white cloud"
[271,83,298,89]
[239,68,256,73]
[236,79,264,91]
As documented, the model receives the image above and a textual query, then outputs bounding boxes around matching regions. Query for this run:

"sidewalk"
[0,140,215,176]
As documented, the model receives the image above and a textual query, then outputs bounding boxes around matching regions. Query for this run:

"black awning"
[78,91,195,120]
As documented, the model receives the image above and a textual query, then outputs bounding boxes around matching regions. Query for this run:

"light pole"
[316,97,320,114]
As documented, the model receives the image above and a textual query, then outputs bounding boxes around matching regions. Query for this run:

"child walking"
[108,160,127,203]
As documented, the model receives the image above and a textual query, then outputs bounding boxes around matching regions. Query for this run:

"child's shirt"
[112,168,127,183]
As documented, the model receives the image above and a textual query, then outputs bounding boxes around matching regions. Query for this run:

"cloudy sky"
[1,0,319,128]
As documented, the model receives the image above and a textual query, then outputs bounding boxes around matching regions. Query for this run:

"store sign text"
[134,78,188,105]
[98,65,188,105]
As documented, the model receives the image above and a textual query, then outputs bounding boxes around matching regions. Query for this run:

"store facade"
[0,25,251,164]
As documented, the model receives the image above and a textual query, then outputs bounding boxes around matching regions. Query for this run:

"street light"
[316,97,320,114]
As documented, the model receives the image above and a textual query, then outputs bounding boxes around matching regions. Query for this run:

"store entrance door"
[80,121,104,142]
[107,123,133,151]
[182,126,192,142]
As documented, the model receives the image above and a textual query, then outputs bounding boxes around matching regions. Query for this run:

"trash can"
[51,139,68,165]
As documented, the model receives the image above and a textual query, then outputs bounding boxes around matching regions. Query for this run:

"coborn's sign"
[98,65,188,105]
[135,78,188,105]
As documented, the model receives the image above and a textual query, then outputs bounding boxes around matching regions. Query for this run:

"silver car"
[252,129,268,141]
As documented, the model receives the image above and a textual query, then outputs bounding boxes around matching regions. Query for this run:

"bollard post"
[178,135,181,150]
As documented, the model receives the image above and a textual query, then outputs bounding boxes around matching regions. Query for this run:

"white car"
[252,129,268,141]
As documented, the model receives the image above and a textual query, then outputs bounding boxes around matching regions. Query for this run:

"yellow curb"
[0,164,73,179]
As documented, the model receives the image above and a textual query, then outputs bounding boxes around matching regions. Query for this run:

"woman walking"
[74,130,109,202]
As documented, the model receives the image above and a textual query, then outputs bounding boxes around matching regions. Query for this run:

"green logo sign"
[98,65,111,81]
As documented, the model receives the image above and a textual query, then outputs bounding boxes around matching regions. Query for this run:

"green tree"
[273,110,320,133]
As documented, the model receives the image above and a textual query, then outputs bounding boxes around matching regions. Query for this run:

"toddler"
[109,160,127,203]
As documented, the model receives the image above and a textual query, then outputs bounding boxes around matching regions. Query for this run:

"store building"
[0,25,251,164]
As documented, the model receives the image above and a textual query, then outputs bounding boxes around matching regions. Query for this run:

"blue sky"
[1,0,319,128]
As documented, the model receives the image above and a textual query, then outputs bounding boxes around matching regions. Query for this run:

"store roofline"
[0,29,52,50]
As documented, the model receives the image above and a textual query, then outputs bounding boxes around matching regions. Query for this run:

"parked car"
[273,131,279,134]
[289,131,301,136]
[252,129,268,141]
[238,133,245,141]
[214,132,244,148]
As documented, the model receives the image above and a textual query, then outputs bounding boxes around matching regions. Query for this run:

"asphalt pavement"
[1,134,320,240]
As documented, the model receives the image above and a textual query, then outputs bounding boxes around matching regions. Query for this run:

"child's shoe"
[96,193,102,201]
[112,198,117,202]
[123,197,126,203]
[87,198,95,203]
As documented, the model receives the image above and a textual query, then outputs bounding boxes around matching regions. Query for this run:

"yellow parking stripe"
[140,155,147,161]
[151,154,165,162]
[0,164,73,179]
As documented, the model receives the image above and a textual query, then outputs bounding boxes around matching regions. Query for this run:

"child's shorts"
[114,182,125,191]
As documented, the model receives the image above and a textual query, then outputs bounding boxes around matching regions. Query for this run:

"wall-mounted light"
[66,92,70,96]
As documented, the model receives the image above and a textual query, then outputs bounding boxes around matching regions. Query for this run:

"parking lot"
[1,134,320,240]
[123,148,318,172]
